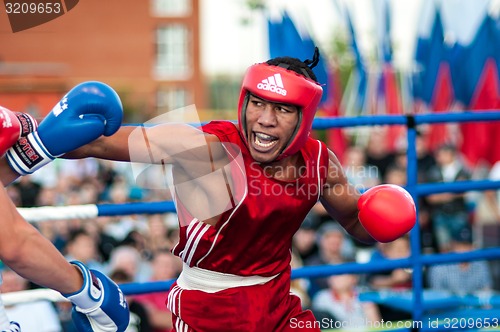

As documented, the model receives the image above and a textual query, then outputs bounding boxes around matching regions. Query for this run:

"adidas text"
[257,83,287,96]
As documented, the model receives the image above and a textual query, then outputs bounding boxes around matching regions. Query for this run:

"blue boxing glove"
[63,261,129,332]
[6,81,122,175]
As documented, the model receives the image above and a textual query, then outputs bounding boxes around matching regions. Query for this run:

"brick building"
[0,0,205,121]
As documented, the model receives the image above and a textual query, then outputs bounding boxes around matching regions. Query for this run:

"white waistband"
[177,263,278,293]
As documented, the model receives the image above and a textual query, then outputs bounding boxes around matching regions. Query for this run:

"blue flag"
[267,11,330,104]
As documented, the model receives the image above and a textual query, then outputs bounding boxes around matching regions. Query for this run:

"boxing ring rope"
[13,111,500,331]
[18,201,176,222]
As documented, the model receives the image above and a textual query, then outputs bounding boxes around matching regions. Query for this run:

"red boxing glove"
[0,106,38,157]
[0,106,22,157]
[358,184,416,243]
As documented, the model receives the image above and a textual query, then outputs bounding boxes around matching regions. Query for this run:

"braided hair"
[266,47,320,82]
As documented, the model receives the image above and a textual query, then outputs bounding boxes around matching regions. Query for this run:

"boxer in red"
[27,49,416,331]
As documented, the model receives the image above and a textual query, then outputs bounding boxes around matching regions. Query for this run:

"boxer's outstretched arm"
[66,123,223,167]
[320,149,376,244]
[321,149,416,244]
[65,125,135,161]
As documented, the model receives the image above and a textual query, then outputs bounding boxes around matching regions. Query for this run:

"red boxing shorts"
[167,267,319,332]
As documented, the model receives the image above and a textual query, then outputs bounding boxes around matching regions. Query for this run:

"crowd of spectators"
[2,127,500,330]
[293,128,500,327]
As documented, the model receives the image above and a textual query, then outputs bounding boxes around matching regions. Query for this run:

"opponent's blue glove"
[1,322,20,332]
[63,261,129,332]
[6,81,123,175]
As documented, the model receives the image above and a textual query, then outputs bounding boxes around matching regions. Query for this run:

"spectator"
[1,269,62,332]
[343,146,380,190]
[110,269,152,332]
[146,214,176,254]
[312,272,381,330]
[389,148,408,174]
[83,216,120,263]
[427,144,472,252]
[414,130,436,180]
[293,211,320,262]
[428,229,493,295]
[11,175,41,207]
[64,228,105,271]
[368,237,412,291]
[367,236,412,321]
[58,159,100,189]
[384,165,407,186]
[100,184,142,242]
[290,251,312,310]
[418,202,438,254]
[106,245,151,283]
[385,129,436,184]
[134,250,181,332]
[365,129,395,181]
[474,160,500,290]
[476,160,500,245]
[305,222,355,295]
[121,229,150,259]
[478,187,500,224]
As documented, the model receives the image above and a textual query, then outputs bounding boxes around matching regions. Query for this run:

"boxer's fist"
[1,321,20,332]
[0,106,38,157]
[6,81,123,175]
[63,261,129,332]
[358,184,416,243]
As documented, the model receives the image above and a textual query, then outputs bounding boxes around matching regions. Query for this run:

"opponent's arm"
[0,180,82,293]
[0,180,129,331]
[321,149,416,244]
[0,158,21,185]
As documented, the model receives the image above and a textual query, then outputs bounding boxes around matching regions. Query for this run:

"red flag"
[461,58,500,166]
[383,64,405,151]
[324,65,348,162]
[427,62,454,151]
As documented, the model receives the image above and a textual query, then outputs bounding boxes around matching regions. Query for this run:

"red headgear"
[238,63,323,160]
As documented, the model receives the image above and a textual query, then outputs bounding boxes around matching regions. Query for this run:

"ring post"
[406,115,424,325]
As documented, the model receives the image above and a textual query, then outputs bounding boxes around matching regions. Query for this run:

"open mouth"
[253,132,278,150]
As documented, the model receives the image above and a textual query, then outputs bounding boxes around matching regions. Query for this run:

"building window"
[157,88,192,112]
[152,0,191,17]
[155,25,191,79]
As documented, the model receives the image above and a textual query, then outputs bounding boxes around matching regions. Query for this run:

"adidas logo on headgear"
[257,74,287,96]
